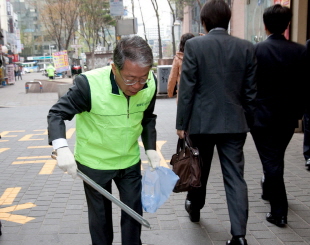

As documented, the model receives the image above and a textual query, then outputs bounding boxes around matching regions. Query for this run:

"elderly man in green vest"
[47,36,160,245]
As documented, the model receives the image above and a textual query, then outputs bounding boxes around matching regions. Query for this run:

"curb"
[156,93,172,99]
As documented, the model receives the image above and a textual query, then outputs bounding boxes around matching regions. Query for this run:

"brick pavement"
[0,72,310,244]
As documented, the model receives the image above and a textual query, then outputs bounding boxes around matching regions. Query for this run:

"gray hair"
[113,36,153,70]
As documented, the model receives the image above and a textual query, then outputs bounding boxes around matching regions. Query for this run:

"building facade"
[182,0,309,46]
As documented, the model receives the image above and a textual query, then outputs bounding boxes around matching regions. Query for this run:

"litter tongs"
[51,151,151,229]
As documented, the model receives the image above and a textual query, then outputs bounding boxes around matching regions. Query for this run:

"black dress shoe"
[260,175,269,200]
[226,236,248,245]
[185,199,200,222]
[266,212,287,227]
[305,159,310,170]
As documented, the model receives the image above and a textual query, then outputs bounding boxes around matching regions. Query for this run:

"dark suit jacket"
[176,30,257,134]
[305,40,310,112]
[253,34,307,128]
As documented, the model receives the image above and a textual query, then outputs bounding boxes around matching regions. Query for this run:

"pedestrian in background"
[17,66,22,80]
[303,39,310,170]
[19,65,23,75]
[251,4,307,227]
[14,63,21,81]
[47,36,160,245]
[175,1,257,244]
[167,33,195,100]
[46,63,55,80]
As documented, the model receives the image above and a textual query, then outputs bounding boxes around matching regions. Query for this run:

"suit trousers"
[303,110,310,160]
[77,161,142,245]
[187,133,248,236]
[251,126,295,218]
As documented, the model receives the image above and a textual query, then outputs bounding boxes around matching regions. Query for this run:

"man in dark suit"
[176,1,257,244]
[251,4,307,227]
[303,40,310,170]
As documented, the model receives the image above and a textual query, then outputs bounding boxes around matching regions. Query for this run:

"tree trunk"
[167,0,176,56]
[131,0,135,18]
[137,0,148,43]
[150,0,163,59]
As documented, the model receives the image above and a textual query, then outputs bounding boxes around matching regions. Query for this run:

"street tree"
[167,0,177,56]
[77,0,115,70]
[174,0,202,8]
[150,0,163,59]
[131,0,135,18]
[19,23,35,56]
[137,0,148,43]
[171,0,203,34]
[38,0,81,51]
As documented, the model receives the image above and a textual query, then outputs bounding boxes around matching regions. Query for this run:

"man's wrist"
[52,138,68,150]
[55,146,67,152]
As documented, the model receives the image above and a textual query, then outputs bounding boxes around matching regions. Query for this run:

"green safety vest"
[46,66,55,76]
[74,66,156,170]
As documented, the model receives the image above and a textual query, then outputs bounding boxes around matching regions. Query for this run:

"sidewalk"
[0,72,310,245]
[0,72,61,107]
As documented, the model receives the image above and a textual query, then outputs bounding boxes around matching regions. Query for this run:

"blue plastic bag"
[141,166,179,213]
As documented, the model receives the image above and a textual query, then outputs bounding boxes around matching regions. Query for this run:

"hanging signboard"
[110,0,124,16]
[6,64,15,85]
[52,50,70,73]
[116,18,138,35]
[274,0,290,7]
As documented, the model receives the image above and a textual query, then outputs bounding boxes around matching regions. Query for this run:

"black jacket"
[176,30,257,134]
[253,34,307,128]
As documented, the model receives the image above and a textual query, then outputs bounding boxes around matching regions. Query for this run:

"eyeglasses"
[117,69,150,86]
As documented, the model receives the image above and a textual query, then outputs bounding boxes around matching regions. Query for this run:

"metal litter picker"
[51,151,151,229]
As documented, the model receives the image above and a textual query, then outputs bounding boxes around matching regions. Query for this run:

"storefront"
[245,0,308,45]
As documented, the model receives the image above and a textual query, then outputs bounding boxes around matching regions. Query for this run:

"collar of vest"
[110,71,149,95]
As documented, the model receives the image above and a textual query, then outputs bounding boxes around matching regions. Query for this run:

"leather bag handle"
[184,132,199,156]
[176,137,185,153]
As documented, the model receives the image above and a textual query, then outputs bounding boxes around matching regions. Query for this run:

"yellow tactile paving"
[0,148,10,153]
[66,128,76,139]
[0,187,21,205]
[27,145,52,149]
[0,130,25,137]
[39,160,57,175]
[12,156,57,174]
[17,156,51,159]
[33,129,48,134]
[18,134,44,141]
[156,141,169,168]
[12,160,47,164]
[0,203,36,224]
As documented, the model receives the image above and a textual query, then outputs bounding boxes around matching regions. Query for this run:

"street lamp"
[49,45,55,63]
[43,53,47,69]
[172,20,181,56]
[107,41,111,51]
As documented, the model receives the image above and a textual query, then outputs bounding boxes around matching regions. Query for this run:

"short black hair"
[179,33,195,52]
[263,4,292,34]
[200,0,231,32]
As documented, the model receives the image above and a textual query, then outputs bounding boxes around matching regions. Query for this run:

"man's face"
[112,60,151,97]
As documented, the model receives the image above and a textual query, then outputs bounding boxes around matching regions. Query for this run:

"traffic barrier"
[25,81,43,93]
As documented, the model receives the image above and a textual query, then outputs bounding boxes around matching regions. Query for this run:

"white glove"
[56,147,77,179]
[146,150,161,170]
